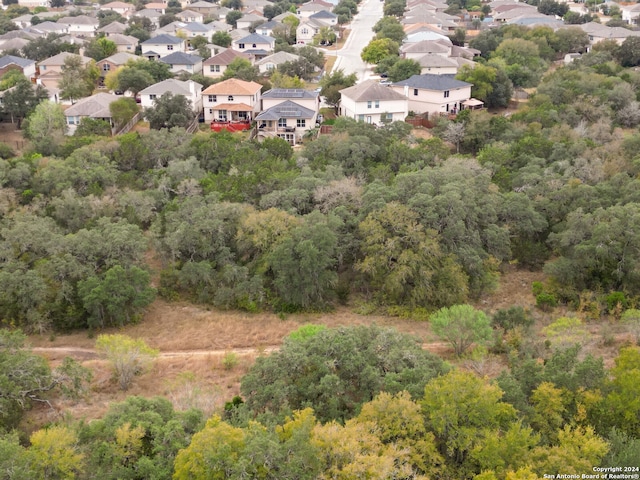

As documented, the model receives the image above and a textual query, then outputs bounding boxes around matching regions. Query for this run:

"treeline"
[2,325,640,479]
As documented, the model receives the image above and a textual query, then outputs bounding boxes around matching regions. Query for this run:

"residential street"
[328,0,384,81]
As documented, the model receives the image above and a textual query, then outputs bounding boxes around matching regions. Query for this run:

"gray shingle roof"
[142,34,182,45]
[256,100,315,121]
[139,78,202,96]
[159,51,203,65]
[392,74,472,90]
[236,33,275,44]
[262,88,318,99]
[0,55,35,69]
[340,79,407,102]
[64,93,120,118]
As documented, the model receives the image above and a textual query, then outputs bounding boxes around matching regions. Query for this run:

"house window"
[126,45,132,50]
[367,101,372,109]
[149,94,157,100]
[238,43,245,49]
[301,28,308,34]
[208,95,217,102]
[167,45,174,50]
[297,119,305,127]
[357,114,364,122]
[228,95,234,101]
[41,65,46,71]
[444,90,450,98]
[252,43,257,48]
[278,118,286,128]
[102,64,110,71]
[210,65,220,72]
[375,100,380,108]
[413,88,418,96]
[218,110,227,121]
[209,108,213,114]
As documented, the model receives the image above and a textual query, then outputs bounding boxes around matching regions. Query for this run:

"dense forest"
[2,20,640,479]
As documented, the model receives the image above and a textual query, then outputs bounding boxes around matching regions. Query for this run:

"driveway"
[328,0,384,81]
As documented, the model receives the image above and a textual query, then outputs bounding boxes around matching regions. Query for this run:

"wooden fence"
[113,112,142,136]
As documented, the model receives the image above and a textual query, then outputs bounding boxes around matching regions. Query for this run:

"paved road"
[329,0,384,81]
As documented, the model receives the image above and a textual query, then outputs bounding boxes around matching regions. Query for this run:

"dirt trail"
[32,342,451,361]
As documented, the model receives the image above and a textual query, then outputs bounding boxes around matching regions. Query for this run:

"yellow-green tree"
[605,346,640,436]
[29,426,84,479]
[173,415,246,480]
[95,334,159,390]
[422,370,517,477]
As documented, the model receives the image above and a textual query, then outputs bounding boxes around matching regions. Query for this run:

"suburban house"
[339,80,408,124]
[622,3,640,24]
[17,0,49,8]
[141,34,187,57]
[0,38,30,55]
[139,78,203,111]
[255,20,284,37]
[109,33,139,53]
[296,18,325,45]
[232,33,275,57]
[256,100,317,145]
[256,51,301,73]
[578,22,640,49]
[96,52,139,78]
[176,9,205,23]
[201,78,262,126]
[57,15,99,37]
[98,21,128,36]
[63,92,123,135]
[188,0,220,15]
[236,13,267,30]
[390,74,475,116]
[416,54,459,74]
[0,55,36,80]
[99,2,136,18]
[26,21,69,36]
[37,52,92,90]
[402,40,450,59]
[309,10,338,26]
[202,49,251,78]
[297,0,333,17]
[261,87,320,111]
[159,51,203,74]
[133,9,163,29]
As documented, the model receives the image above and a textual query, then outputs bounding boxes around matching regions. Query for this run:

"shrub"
[536,292,558,311]
[492,306,534,331]
[222,352,238,370]
[606,291,628,315]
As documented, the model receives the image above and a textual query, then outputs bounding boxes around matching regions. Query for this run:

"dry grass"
[27,267,635,428]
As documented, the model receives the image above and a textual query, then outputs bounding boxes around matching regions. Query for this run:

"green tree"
[145,92,194,130]
[78,265,156,329]
[109,97,139,130]
[387,58,421,82]
[79,396,202,479]
[320,68,357,113]
[429,304,493,357]
[59,55,98,104]
[267,211,338,310]
[211,30,232,47]
[95,334,159,390]
[2,75,49,128]
[222,57,259,81]
[24,100,66,155]
[356,202,468,309]
[373,16,405,43]
[0,329,91,429]
[616,36,640,67]
[84,36,117,61]
[226,9,242,27]
[241,325,447,423]
[361,38,399,65]
[22,33,79,61]
[115,66,154,96]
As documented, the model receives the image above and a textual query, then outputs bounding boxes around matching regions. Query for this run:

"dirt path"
[32,342,451,361]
